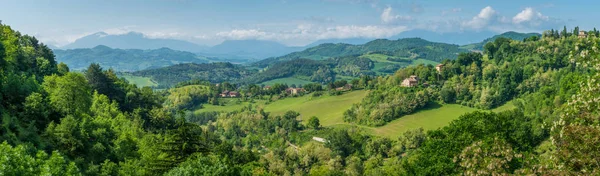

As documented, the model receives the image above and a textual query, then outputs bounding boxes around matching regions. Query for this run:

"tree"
[455,138,522,175]
[307,116,320,129]
[165,154,235,176]
[326,129,354,157]
[43,72,92,115]
[57,62,69,75]
[0,142,80,175]
[22,92,51,129]
[85,63,111,97]
[561,26,568,37]
[549,36,600,174]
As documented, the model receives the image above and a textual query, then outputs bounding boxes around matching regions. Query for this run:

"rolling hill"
[53,45,212,71]
[461,31,541,50]
[252,37,468,68]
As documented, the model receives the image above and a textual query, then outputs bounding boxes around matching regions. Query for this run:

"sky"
[0,0,595,46]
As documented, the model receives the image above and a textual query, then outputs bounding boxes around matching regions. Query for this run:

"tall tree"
[43,72,92,115]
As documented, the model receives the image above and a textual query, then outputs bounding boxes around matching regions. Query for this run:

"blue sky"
[0,0,595,46]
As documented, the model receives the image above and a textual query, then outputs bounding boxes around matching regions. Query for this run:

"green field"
[260,77,315,86]
[369,102,515,138]
[262,90,368,126]
[194,87,516,139]
[411,59,439,66]
[120,75,158,88]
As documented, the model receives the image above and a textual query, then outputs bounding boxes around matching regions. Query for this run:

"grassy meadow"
[120,75,158,88]
[193,88,516,139]
[262,90,369,126]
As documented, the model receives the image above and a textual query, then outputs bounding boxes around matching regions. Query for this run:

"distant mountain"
[253,37,468,68]
[205,40,304,60]
[392,29,497,45]
[131,62,256,88]
[62,32,209,52]
[461,31,541,50]
[60,33,306,60]
[54,45,211,71]
[306,38,372,48]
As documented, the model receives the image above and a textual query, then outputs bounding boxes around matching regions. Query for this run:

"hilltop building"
[286,88,305,95]
[436,64,444,73]
[579,31,587,38]
[335,84,353,91]
[401,75,419,87]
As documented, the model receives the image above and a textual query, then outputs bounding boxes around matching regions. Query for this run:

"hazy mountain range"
[53,30,540,72]
[53,45,211,71]
[54,30,514,60]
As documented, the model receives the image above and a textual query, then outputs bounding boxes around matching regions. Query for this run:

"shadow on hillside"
[421,102,442,110]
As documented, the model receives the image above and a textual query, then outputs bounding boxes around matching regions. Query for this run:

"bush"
[312,91,324,97]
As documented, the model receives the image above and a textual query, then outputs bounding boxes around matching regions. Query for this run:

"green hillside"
[370,102,514,138]
[253,37,467,68]
[461,31,541,51]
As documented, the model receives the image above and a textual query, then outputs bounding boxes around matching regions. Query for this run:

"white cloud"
[381,6,413,24]
[512,8,549,25]
[103,26,137,35]
[442,8,462,15]
[216,29,268,40]
[461,6,497,30]
[214,25,408,46]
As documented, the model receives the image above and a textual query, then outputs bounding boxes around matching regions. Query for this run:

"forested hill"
[461,31,541,51]
[252,37,468,68]
[53,45,212,71]
[130,62,256,88]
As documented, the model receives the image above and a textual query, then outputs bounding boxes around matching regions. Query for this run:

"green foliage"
[164,85,211,110]
[402,110,545,175]
[165,154,237,175]
[0,142,80,175]
[307,116,321,129]
[464,31,541,50]
[43,72,92,115]
[2,22,600,175]
[344,87,432,126]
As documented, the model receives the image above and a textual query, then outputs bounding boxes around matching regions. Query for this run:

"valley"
[2,5,599,174]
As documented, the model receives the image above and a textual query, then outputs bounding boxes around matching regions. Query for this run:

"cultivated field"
[262,90,369,126]
[120,75,158,88]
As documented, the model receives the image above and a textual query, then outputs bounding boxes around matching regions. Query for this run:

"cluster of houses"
[219,90,240,98]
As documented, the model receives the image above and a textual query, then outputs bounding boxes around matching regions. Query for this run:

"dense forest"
[461,31,541,51]
[2,21,600,175]
[54,45,212,71]
[130,62,257,88]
